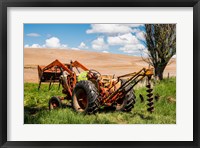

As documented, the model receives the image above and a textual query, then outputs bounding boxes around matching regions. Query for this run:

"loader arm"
[42,59,73,75]
[71,60,89,71]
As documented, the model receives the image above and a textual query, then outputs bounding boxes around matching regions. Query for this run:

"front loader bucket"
[38,65,62,90]
[37,59,89,91]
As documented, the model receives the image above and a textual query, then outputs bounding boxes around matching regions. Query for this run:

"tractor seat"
[100,75,114,87]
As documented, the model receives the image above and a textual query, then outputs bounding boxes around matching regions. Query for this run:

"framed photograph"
[1,0,199,147]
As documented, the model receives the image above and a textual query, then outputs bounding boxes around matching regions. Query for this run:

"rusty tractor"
[38,59,155,114]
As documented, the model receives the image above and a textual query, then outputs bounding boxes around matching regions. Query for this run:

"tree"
[144,24,176,80]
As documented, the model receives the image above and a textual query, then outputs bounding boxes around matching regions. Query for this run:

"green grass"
[24,77,176,124]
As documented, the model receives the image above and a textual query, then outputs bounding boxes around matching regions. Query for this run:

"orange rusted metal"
[38,59,88,95]
[71,60,89,71]
[38,59,155,113]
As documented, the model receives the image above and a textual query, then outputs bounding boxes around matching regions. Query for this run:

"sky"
[24,24,147,56]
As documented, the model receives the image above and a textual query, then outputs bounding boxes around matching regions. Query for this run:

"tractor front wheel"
[49,96,62,110]
[72,80,100,114]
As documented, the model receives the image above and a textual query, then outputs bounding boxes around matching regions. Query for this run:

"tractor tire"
[72,80,100,114]
[49,96,62,110]
[115,79,136,112]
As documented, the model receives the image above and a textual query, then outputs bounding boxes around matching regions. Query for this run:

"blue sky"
[24,24,147,56]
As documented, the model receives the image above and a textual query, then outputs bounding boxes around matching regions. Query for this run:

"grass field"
[24,77,176,124]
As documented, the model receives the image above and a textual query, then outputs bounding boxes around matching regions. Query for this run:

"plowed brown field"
[24,48,176,83]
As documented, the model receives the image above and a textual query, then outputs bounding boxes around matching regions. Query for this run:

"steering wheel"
[88,69,101,79]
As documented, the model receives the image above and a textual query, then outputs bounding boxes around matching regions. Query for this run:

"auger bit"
[146,76,154,113]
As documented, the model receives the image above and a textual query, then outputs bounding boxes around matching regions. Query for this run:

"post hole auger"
[103,68,155,113]
[146,76,154,113]
[37,59,156,114]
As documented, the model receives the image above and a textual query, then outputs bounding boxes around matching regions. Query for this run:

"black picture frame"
[0,0,199,147]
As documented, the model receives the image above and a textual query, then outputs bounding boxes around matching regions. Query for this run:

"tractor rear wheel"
[72,80,100,114]
[49,96,62,110]
[115,79,136,112]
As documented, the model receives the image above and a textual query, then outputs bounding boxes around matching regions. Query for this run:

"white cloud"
[102,51,109,53]
[24,37,68,49]
[24,44,42,48]
[31,44,42,48]
[135,31,146,41]
[119,44,146,55]
[24,44,29,48]
[44,37,68,49]
[78,42,88,49]
[86,24,146,56]
[131,28,140,34]
[107,33,139,46]
[71,47,80,50]
[86,24,131,35]
[45,37,61,48]
[126,24,144,28]
[26,33,41,37]
[91,37,108,50]
[60,44,68,49]
[86,24,144,35]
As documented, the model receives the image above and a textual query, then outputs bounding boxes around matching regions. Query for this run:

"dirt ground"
[24,48,176,83]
